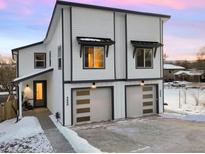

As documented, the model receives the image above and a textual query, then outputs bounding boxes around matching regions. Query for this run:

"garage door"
[73,88,112,125]
[126,85,157,118]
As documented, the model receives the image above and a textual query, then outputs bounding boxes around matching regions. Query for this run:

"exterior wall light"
[91,82,96,89]
[140,80,144,86]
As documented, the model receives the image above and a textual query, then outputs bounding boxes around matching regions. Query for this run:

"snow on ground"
[0,117,53,153]
[0,116,43,143]
[49,115,101,153]
[0,133,53,153]
[164,86,205,114]
[161,112,205,122]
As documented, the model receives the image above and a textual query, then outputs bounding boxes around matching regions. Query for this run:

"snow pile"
[0,117,43,143]
[161,112,205,122]
[0,92,9,96]
[164,64,185,70]
[79,38,101,42]
[49,115,102,153]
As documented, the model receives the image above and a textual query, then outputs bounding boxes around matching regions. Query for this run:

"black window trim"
[49,51,51,67]
[58,45,62,70]
[131,40,163,58]
[83,46,106,70]
[34,53,46,69]
[135,48,153,69]
[77,36,115,58]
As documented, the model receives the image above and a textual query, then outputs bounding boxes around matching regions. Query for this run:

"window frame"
[135,48,153,69]
[34,53,46,69]
[58,46,62,70]
[83,46,106,69]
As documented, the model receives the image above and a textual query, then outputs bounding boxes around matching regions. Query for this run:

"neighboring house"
[11,1,170,126]
[174,70,205,82]
[164,64,185,82]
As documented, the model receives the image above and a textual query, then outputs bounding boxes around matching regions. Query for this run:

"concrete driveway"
[73,116,205,153]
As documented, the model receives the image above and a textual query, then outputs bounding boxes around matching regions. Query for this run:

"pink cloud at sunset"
[164,35,205,61]
[0,0,6,10]
[0,0,205,61]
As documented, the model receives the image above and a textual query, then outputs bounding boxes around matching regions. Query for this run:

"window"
[84,46,105,69]
[136,48,153,68]
[49,51,51,67]
[34,53,46,68]
[58,46,62,70]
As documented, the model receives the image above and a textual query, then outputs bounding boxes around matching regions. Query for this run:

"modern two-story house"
[12,0,170,126]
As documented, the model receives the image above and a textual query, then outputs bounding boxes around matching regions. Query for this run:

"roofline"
[57,1,171,18]
[11,41,44,52]
[12,0,171,52]
[13,68,54,83]
[45,1,170,45]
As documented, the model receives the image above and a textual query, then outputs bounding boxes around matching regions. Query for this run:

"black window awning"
[77,37,115,57]
[131,40,163,58]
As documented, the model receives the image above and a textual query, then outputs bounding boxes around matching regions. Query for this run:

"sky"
[0,0,205,61]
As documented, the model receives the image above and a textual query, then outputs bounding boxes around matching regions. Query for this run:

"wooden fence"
[0,95,17,122]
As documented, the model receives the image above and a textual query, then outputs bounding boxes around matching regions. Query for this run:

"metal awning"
[131,41,163,58]
[77,37,115,57]
[13,67,53,83]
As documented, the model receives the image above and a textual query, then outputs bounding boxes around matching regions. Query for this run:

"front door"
[33,80,47,107]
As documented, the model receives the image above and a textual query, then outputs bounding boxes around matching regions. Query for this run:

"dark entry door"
[33,80,47,107]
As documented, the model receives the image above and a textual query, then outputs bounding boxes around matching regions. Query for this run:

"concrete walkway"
[23,108,75,153]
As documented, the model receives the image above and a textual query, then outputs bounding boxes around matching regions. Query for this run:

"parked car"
[171,81,186,87]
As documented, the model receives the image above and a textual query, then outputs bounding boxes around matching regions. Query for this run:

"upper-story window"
[34,53,46,69]
[136,48,153,68]
[58,46,62,70]
[131,40,163,69]
[77,37,115,69]
[83,46,105,69]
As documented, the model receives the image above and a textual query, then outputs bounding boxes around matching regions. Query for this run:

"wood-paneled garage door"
[126,85,157,118]
[72,88,113,125]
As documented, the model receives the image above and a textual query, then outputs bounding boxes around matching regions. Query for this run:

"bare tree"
[163,53,168,61]
[196,47,205,71]
[0,55,16,93]
[197,47,205,60]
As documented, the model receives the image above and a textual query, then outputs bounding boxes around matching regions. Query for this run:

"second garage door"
[73,88,113,125]
[126,85,157,118]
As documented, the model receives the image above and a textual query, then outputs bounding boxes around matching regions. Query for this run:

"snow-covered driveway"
[0,117,53,153]
[73,115,205,153]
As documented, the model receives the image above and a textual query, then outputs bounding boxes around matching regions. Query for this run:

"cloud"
[164,35,205,60]
[0,0,6,10]
[41,0,56,5]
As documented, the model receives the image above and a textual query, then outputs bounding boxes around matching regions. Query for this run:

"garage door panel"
[90,88,112,122]
[76,99,90,105]
[126,86,143,117]
[76,108,90,114]
[76,116,90,123]
[143,85,156,115]
[126,85,157,118]
[73,88,112,125]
